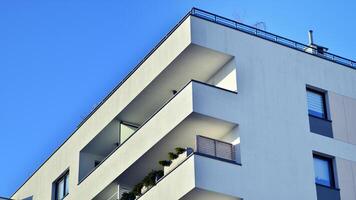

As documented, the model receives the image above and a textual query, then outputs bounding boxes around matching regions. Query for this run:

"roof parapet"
[191,8,356,69]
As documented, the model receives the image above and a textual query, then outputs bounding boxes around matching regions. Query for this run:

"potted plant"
[158,160,171,167]
[175,147,186,154]
[132,182,143,199]
[141,170,156,194]
[155,170,164,182]
[161,147,192,175]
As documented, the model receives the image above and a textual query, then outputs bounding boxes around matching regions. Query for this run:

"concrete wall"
[329,92,356,145]
[190,16,356,200]
[329,91,356,200]
[78,119,120,181]
[207,58,237,92]
[139,155,196,200]
[335,158,356,200]
[194,154,243,198]
[220,126,241,163]
[78,152,105,182]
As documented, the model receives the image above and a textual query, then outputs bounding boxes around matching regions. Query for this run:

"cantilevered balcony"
[78,38,238,182]
[94,135,241,200]
[77,80,239,199]
[138,153,243,200]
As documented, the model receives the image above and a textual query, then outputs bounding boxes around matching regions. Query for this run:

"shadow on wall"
[207,58,237,92]
[23,196,33,200]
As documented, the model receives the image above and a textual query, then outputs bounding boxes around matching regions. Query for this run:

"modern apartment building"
[7,8,356,200]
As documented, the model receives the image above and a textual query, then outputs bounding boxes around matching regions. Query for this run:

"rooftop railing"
[191,8,356,69]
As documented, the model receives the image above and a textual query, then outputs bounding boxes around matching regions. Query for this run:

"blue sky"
[0,0,355,197]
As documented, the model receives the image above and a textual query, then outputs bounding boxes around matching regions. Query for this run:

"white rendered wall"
[220,126,241,164]
[335,158,356,200]
[207,58,237,92]
[329,92,356,200]
[190,16,356,200]
[78,152,105,182]
[329,91,356,145]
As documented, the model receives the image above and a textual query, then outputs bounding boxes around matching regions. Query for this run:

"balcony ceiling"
[117,44,232,125]
[182,188,240,200]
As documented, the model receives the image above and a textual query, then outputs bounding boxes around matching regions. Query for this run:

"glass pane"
[307,90,325,118]
[64,174,69,196]
[56,179,64,200]
[313,157,331,187]
[120,122,137,144]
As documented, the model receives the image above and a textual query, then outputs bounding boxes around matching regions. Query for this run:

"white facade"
[9,8,356,200]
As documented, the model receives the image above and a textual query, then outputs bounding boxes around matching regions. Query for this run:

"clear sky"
[0,0,355,197]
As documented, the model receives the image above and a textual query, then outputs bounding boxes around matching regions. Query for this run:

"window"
[119,122,138,144]
[54,171,69,200]
[313,155,334,187]
[307,89,327,119]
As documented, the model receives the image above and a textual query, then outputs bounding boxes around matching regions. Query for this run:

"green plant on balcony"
[142,170,157,187]
[155,170,164,180]
[175,147,186,155]
[168,152,178,160]
[120,148,187,200]
[141,170,164,194]
[132,182,143,196]
[158,160,172,167]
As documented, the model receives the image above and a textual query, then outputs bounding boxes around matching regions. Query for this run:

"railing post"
[196,135,199,153]
[231,144,234,161]
[214,139,217,157]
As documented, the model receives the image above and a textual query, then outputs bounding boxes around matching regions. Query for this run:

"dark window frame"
[54,170,69,200]
[120,121,139,129]
[313,154,335,188]
[307,88,328,120]
[94,160,101,167]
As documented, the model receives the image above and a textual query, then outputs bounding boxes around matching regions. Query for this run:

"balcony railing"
[113,136,238,200]
[196,135,235,162]
[191,8,356,69]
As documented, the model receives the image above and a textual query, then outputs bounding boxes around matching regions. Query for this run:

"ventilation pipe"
[308,30,314,45]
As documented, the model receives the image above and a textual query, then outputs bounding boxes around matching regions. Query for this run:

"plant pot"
[163,150,189,175]
[140,185,153,194]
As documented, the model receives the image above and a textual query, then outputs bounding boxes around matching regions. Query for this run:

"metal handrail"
[190,8,356,69]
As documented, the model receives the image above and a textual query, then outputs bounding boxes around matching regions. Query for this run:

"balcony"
[78,40,238,182]
[76,80,239,199]
[94,136,241,200]
[139,153,242,200]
